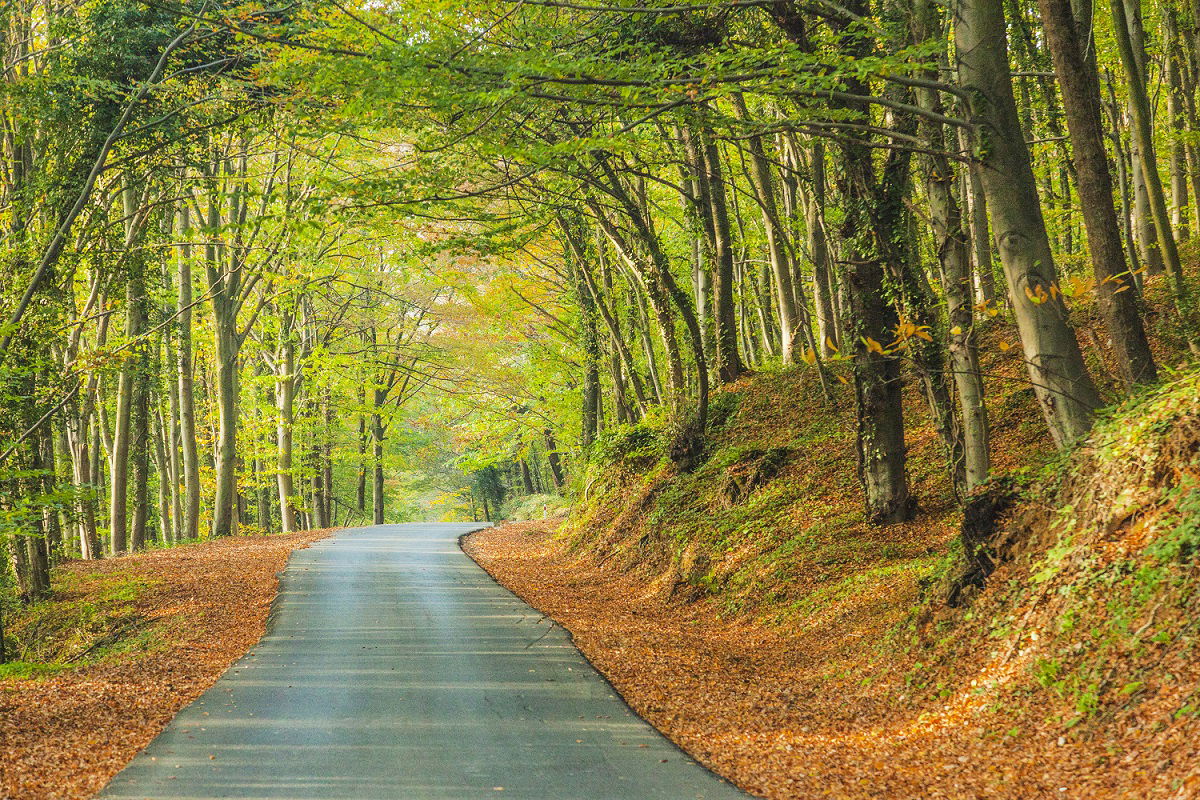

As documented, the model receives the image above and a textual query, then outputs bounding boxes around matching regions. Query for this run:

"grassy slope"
[560,280,1200,796]
[568,317,1051,629]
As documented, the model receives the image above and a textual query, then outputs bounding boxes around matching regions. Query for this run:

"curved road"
[100,523,748,799]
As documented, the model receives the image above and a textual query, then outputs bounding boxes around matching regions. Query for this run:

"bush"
[588,421,663,468]
[706,390,742,432]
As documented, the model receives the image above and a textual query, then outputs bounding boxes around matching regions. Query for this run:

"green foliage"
[2,570,154,669]
[472,466,507,517]
[705,390,743,432]
[588,422,664,468]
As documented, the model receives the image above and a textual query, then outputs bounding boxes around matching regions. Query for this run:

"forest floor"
[0,529,332,800]
[465,519,1200,799]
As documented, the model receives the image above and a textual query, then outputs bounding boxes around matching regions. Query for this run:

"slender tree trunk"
[1166,6,1190,240]
[1178,41,1200,239]
[911,9,991,490]
[309,438,325,528]
[321,393,333,527]
[211,312,238,537]
[1038,0,1157,386]
[1103,73,1144,279]
[797,140,840,354]
[564,217,650,414]
[275,363,299,533]
[962,141,998,306]
[372,401,385,525]
[250,455,268,532]
[176,202,200,542]
[357,398,367,517]
[153,406,174,544]
[1113,0,1185,294]
[109,195,143,556]
[685,124,745,383]
[71,415,100,559]
[160,261,182,545]
[41,421,63,562]
[21,478,50,598]
[624,267,664,404]
[570,248,602,448]
[591,202,686,406]
[91,417,106,539]
[129,355,150,551]
[734,94,800,363]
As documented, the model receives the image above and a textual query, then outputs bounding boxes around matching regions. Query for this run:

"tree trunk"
[961,137,998,306]
[275,356,299,533]
[372,402,385,524]
[23,421,51,598]
[956,0,1103,447]
[591,201,686,406]
[911,6,992,490]
[684,124,744,383]
[817,2,913,523]
[1037,0,1157,386]
[320,392,333,527]
[1111,0,1187,300]
[571,247,602,448]
[152,406,174,544]
[1165,6,1190,240]
[357,388,367,516]
[109,197,143,556]
[1102,73,1144,279]
[544,430,565,489]
[564,217,650,415]
[803,140,840,354]
[734,94,801,363]
[211,312,238,537]
[176,202,201,542]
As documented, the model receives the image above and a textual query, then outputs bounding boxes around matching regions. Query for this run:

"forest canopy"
[2,0,1197,608]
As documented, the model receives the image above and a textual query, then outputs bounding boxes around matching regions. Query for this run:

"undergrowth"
[1,570,158,677]
[561,302,1200,753]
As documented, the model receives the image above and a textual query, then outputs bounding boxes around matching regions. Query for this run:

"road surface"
[100,523,749,799]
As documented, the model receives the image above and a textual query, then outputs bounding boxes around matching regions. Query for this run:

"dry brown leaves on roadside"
[0,530,332,800]
[464,522,1200,800]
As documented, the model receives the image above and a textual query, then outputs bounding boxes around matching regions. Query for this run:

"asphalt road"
[100,523,749,799]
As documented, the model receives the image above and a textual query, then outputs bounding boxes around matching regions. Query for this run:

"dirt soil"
[464,522,1200,800]
[0,530,332,800]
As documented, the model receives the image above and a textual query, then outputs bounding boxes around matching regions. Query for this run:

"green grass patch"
[0,660,71,681]
[4,570,158,668]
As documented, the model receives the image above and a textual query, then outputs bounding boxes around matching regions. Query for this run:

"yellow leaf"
[863,336,885,355]
[837,374,850,385]
[950,325,963,336]
[916,329,933,341]
[802,348,817,365]
[825,337,839,354]
[998,341,1012,352]
[986,307,1000,318]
